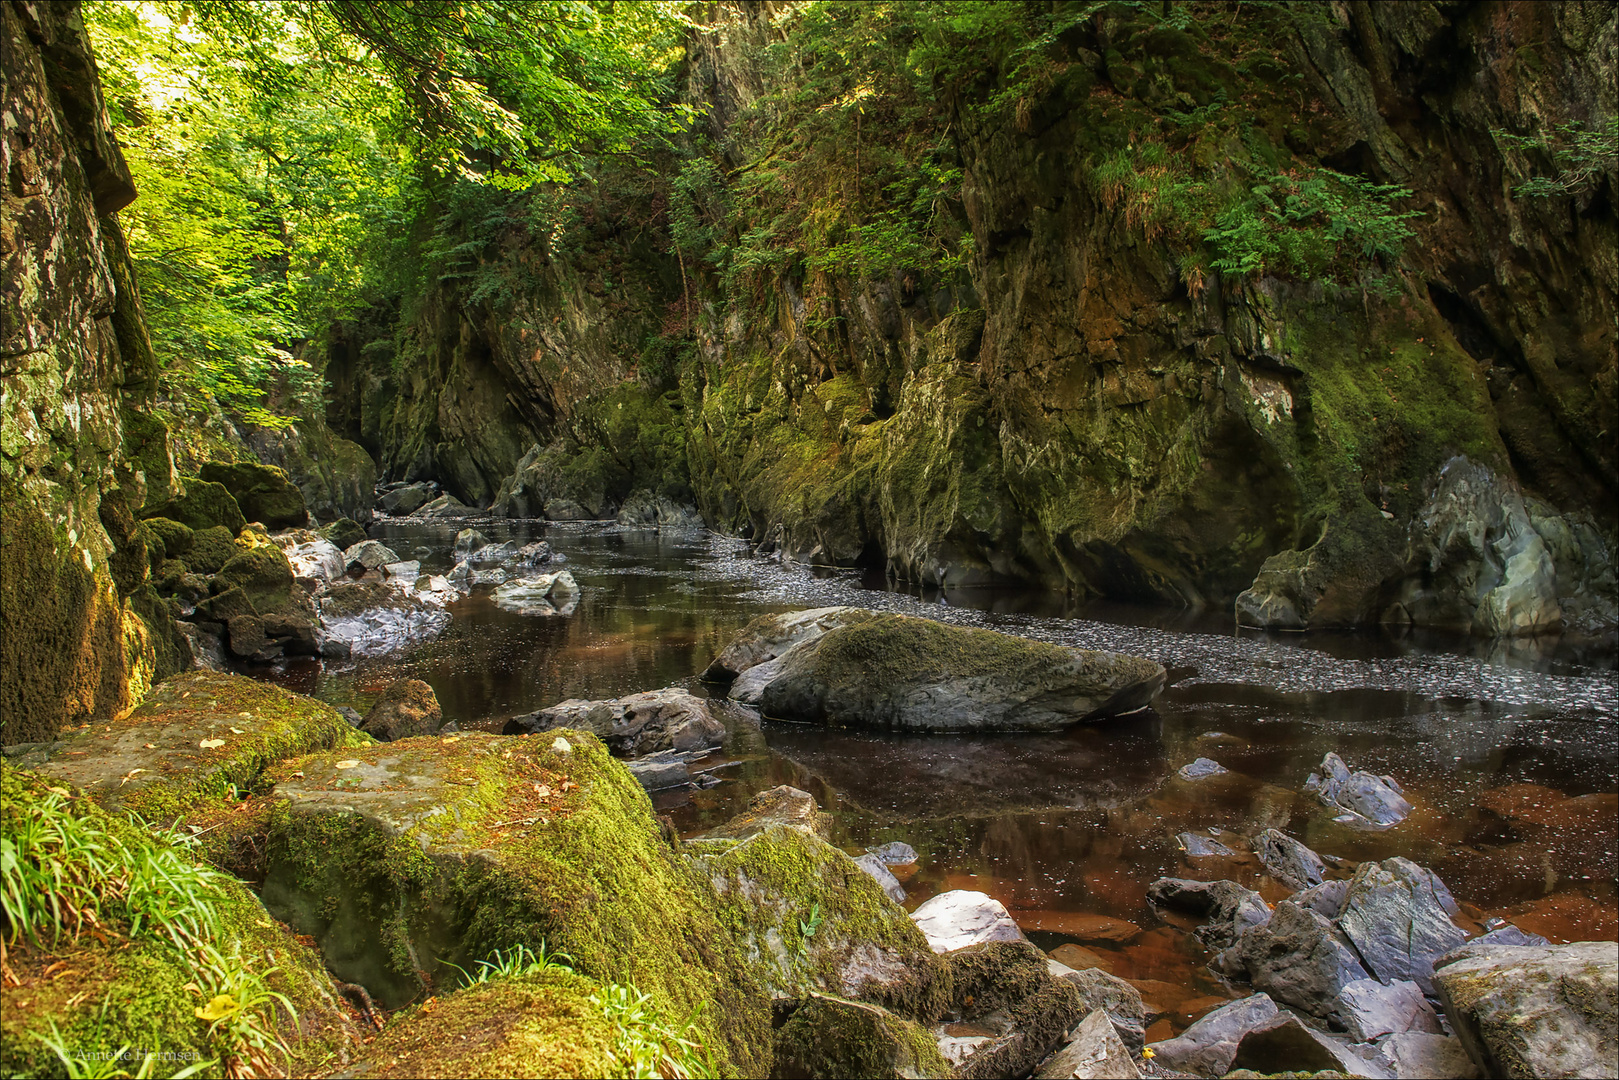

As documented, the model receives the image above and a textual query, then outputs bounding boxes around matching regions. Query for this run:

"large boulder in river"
[1434,940,1617,1080]
[504,687,740,755]
[258,730,770,1075]
[1337,856,1466,994]
[719,609,1164,731]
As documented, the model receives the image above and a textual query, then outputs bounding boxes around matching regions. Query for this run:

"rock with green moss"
[727,609,1165,731]
[774,993,953,1079]
[339,967,626,1079]
[199,460,309,529]
[186,524,240,574]
[359,678,443,741]
[943,941,1086,1078]
[320,517,369,551]
[1433,940,1617,1080]
[258,730,771,1076]
[141,478,247,534]
[0,765,361,1078]
[27,670,362,825]
[703,607,864,681]
[215,542,306,617]
[144,515,194,558]
[702,784,830,841]
[694,821,947,1020]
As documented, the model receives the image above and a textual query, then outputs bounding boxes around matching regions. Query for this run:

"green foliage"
[455,942,575,985]
[591,983,715,1080]
[1204,170,1420,279]
[1493,118,1619,198]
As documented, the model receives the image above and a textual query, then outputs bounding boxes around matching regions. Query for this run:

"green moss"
[700,824,947,1022]
[143,515,195,557]
[215,543,300,616]
[773,994,952,1079]
[98,486,150,597]
[262,731,771,1077]
[947,941,1084,1080]
[319,517,367,550]
[141,477,247,534]
[198,461,309,530]
[186,524,239,574]
[121,408,179,511]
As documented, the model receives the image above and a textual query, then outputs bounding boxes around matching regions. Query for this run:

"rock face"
[719,608,1164,731]
[503,687,735,755]
[1337,857,1467,994]
[1434,940,1618,1080]
[1145,993,1279,1076]
[1034,1009,1141,1080]
[359,678,443,741]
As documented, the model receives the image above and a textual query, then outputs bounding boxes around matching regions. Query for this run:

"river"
[262,518,1618,1039]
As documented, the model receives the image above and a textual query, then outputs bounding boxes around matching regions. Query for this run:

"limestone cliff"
[320,1,1616,634]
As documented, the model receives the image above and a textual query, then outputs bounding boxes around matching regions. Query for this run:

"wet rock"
[855,853,907,903]
[1472,924,1549,947]
[626,752,689,791]
[198,461,308,530]
[1305,751,1412,829]
[359,678,443,741]
[282,537,345,587]
[726,609,1165,731]
[946,941,1085,1080]
[543,497,592,521]
[868,841,918,865]
[1434,940,1617,1080]
[176,620,226,670]
[616,489,705,529]
[491,571,579,615]
[318,517,367,551]
[703,785,829,841]
[415,493,475,518]
[1374,1031,1482,1079]
[453,527,489,557]
[344,539,399,572]
[1145,992,1279,1076]
[471,567,508,586]
[226,613,273,659]
[378,482,434,515]
[1227,1012,1388,1078]
[692,823,945,1016]
[911,890,1026,954]
[1339,978,1441,1042]
[1034,1008,1141,1079]
[1291,878,1351,920]
[1045,963,1148,1052]
[1176,831,1236,856]
[1147,877,1271,950]
[773,994,951,1080]
[1178,757,1229,780]
[1228,901,1371,1022]
[703,607,864,681]
[504,687,734,756]
[1254,828,1327,889]
[314,580,451,656]
[1337,858,1466,994]
[259,731,770,1072]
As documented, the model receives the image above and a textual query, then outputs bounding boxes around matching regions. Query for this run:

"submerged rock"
[1253,827,1327,890]
[491,570,579,615]
[359,678,443,741]
[1305,751,1412,829]
[910,890,1026,954]
[1176,831,1236,857]
[504,687,737,756]
[1434,940,1618,1080]
[868,841,919,865]
[722,608,1165,731]
[1178,757,1229,780]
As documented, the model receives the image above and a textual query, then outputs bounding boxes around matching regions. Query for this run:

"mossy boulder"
[27,670,363,826]
[144,515,194,558]
[729,609,1166,731]
[258,730,771,1076]
[186,524,240,574]
[320,516,368,551]
[340,968,622,1079]
[946,940,1087,1080]
[199,460,309,529]
[773,993,953,1079]
[693,822,947,1021]
[0,766,361,1078]
[215,542,304,617]
[141,478,247,534]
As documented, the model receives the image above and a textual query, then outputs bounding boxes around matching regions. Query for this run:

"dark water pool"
[262,519,1619,1037]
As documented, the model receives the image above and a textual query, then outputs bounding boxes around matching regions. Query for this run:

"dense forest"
[2,1,1615,1078]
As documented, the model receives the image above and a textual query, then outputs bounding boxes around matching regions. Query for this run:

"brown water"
[265,519,1619,1035]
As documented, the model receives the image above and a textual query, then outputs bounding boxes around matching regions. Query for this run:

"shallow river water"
[264,519,1619,1039]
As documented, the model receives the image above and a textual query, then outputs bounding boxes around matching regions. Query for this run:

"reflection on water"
[262,520,1619,1034]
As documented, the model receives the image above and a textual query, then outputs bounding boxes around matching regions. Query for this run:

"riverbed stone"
[911,890,1026,953]
[141,477,247,534]
[1045,962,1149,1051]
[1147,877,1272,950]
[359,678,443,741]
[259,730,770,1075]
[343,539,398,571]
[1337,858,1466,994]
[773,993,952,1080]
[703,606,864,681]
[1178,757,1229,780]
[1229,901,1370,1022]
[26,670,359,823]
[319,517,368,551]
[1339,978,1441,1041]
[1144,992,1279,1076]
[694,822,946,1019]
[946,941,1086,1080]
[1305,752,1412,829]
[1291,878,1351,920]
[1433,940,1617,1080]
[504,687,734,756]
[868,841,919,865]
[379,482,435,516]
[283,536,346,587]
[626,752,689,791]
[726,609,1165,731]
[313,580,451,656]
[1177,831,1237,856]
[1034,1008,1141,1079]
[703,784,830,840]
[491,570,579,615]
[1254,827,1327,889]
[416,493,475,517]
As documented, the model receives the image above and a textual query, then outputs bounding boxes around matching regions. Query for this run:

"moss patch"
[773,994,952,1080]
[199,460,309,530]
[186,525,239,574]
[141,477,247,534]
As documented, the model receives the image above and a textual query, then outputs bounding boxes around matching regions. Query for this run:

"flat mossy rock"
[693,822,947,1021]
[141,477,247,534]
[199,460,309,529]
[259,730,771,1076]
[338,968,621,1079]
[27,670,362,824]
[730,609,1166,731]
[0,767,360,1078]
[774,993,953,1080]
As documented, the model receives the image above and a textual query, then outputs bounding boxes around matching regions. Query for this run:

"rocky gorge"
[3,1,1617,1078]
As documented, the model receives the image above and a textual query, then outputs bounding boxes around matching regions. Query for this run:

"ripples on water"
[266,520,1618,1037]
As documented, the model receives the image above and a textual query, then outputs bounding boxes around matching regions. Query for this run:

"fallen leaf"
[199,739,225,750]
[46,787,71,797]
[230,727,244,735]
[534,784,552,798]
[335,760,360,769]
[143,743,156,750]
